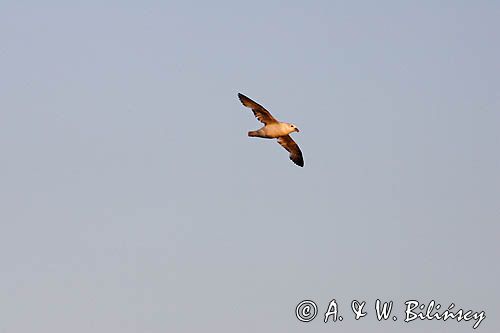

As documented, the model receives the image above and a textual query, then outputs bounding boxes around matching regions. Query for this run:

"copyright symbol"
[295,300,318,322]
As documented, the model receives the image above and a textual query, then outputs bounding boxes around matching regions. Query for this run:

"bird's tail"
[248,131,259,137]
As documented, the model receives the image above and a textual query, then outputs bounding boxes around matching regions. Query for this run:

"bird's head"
[288,123,300,133]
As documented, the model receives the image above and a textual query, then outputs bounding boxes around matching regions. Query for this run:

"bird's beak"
[295,128,300,132]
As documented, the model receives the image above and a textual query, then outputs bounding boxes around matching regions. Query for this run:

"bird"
[237,93,304,167]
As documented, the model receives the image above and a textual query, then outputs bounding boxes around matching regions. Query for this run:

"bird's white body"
[249,122,297,138]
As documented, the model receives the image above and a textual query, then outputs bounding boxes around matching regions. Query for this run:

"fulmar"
[238,93,304,167]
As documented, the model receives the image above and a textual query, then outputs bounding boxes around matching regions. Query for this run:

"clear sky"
[1,1,499,332]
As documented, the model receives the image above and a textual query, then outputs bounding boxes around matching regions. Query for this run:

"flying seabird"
[238,93,304,167]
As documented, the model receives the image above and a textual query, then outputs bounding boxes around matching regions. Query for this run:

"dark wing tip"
[238,92,260,110]
[291,155,304,167]
[238,93,252,107]
[237,92,246,102]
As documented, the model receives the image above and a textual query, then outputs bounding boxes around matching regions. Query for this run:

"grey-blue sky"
[1,1,499,332]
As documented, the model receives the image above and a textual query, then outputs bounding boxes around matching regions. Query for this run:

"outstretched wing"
[238,93,278,125]
[277,135,304,167]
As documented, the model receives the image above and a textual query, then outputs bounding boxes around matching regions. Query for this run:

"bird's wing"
[238,93,278,125]
[277,135,304,167]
